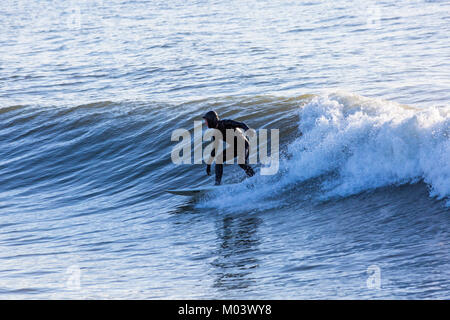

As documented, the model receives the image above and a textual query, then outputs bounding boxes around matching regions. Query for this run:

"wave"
[0,92,448,217]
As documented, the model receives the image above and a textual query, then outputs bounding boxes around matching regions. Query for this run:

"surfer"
[202,111,255,185]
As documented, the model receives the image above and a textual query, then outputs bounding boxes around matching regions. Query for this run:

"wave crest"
[288,92,449,203]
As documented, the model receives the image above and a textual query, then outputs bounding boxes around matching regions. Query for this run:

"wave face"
[0,94,313,211]
[0,92,449,215]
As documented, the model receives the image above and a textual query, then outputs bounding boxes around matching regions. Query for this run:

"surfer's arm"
[222,119,256,138]
[222,119,250,131]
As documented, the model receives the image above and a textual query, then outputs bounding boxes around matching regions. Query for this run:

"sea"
[0,0,449,299]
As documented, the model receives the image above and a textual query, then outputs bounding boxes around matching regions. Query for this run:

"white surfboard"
[166,183,239,196]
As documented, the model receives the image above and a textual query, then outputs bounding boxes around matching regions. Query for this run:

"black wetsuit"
[209,119,255,185]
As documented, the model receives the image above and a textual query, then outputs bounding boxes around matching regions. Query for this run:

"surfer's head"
[202,110,219,128]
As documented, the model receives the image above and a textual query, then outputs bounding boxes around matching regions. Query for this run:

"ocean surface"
[0,0,449,299]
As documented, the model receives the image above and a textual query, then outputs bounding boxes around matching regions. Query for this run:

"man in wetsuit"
[202,111,255,185]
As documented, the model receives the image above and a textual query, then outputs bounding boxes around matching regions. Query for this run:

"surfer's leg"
[214,149,226,185]
[239,163,255,177]
[215,163,223,185]
[238,143,255,177]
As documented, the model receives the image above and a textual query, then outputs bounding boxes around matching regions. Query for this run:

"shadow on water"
[170,200,198,214]
[211,214,262,292]
[168,197,265,295]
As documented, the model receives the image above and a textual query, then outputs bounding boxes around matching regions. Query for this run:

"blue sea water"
[0,0,449,299]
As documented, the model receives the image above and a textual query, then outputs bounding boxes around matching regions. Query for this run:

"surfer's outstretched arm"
[221,119,250,131]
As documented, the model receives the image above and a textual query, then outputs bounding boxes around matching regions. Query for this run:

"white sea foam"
[288,92,449,203]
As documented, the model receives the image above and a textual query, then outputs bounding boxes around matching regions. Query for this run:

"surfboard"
[166,183,238,196]
[166,186,217,196]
